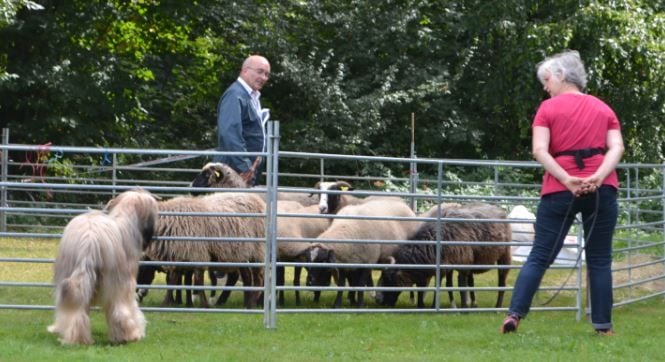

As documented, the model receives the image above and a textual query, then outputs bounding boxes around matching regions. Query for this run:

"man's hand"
[240,169,255,184]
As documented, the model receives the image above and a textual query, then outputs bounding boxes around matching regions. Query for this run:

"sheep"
[213,200,333,307]
[306,197,421,308]
[375,202,512,309]
[190,162,318,206]
[143,192,266,308]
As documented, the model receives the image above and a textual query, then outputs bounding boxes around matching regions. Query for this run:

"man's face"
[241,60,271,91]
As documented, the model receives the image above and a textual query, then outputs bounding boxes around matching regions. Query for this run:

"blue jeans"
[508,186,617,330]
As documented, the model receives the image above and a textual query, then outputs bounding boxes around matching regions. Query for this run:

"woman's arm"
[584,129,625,187]
[532,126,584,195]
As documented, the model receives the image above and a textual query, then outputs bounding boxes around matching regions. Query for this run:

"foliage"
[0,0,663,178]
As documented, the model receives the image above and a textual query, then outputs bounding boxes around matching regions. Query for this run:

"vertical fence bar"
[626,169,633,300]
[576,219,584,322]
[112,152,118,196]
[662,162,665,290]
[434,161,444,311]
[0,128,8,232]
[493,163,499,196]
[409,113,418,212]
[263,121,279,329]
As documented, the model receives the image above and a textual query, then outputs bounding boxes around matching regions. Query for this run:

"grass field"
[2,237,665,361]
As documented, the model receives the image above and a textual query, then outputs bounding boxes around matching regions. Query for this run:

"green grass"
[2,237,665,361]
[3,301,665,361]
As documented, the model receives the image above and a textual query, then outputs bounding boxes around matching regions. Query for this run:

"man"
[215,55,271,185]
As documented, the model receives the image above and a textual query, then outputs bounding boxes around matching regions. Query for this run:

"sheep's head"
[136,256,160,302]
[190,162,247,192]
[305,244,336,289]
[315,181,354,214]
[375,257,409,306]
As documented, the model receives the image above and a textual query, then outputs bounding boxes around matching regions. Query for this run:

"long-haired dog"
[47,189,158,345]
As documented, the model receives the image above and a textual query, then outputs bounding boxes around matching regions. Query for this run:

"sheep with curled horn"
[375,202,512,309]
[48,189,158,345]
[190,162,318,206]
[143,192,266,309]
[306,197,421,308]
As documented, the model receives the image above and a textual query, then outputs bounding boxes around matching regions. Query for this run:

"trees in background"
[0,0,662,169]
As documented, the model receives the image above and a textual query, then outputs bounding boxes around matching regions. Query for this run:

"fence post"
[625,169,633,300]
[0,128,8,232]
[263,121,279,329]
[409,113,418,212]
[434,162,444,311]
[576,218,584,322]
[662,162,665,291]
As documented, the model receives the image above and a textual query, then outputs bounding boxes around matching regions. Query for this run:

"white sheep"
[307,197,420,307]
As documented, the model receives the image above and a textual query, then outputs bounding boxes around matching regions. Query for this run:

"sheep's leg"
[216,271,239,306]
[495,265,510,308]
[420,275,434,309]
[332,270,346,308]
[161,270,180,306]
[457,270,470,309]
[194,269,209,308]
[276,266,285,307]
[468,274,477,308]
[306,267,322,303]
[184,270,194,307]
[293,266,302,307]
[239,268,255,308]
[174,270,184,305]
[350,269,370,308]
[252,267,264,308]
[444,270,457,309]
[209,269,218,299]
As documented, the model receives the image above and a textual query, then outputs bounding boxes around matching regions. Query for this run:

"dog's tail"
[56,256,97,310]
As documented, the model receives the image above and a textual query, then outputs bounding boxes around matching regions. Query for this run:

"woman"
[500,50,624,335]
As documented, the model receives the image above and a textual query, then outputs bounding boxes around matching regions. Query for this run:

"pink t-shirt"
[532,93,621,196]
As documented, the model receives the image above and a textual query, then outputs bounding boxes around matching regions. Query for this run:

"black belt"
[553,148,605,170]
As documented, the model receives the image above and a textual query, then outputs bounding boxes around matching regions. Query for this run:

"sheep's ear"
[337,181,354,191]
[387,256,396,264]
[295,247,311,260]
[332,269,340,284]
[308,245,323,262]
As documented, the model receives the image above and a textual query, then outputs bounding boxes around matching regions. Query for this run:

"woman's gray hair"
[536,50,588,90]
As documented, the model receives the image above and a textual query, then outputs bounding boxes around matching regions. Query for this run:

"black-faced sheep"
[375,203,512,309]
[190,162,318,206]
[306,197,420,308]
[143,192,266,308]
[315,181,363,214]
